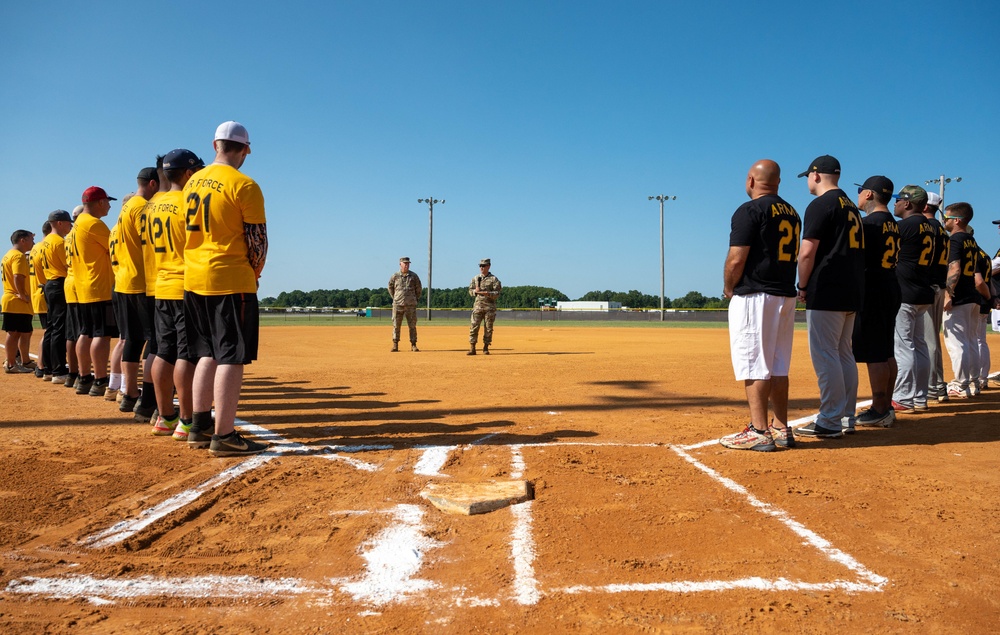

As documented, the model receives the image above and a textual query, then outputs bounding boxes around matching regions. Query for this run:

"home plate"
[421,481,533,515]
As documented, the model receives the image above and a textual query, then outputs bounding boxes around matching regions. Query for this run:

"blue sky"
[2,1,997,302]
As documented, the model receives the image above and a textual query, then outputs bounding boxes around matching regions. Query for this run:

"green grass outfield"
[259,314,743,329]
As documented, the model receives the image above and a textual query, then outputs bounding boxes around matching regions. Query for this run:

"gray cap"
[47,209,72,223]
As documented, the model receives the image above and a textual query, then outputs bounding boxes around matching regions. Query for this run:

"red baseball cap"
[82,186,117,203]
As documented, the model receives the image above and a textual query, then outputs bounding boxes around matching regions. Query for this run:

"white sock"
[109,372,122,391]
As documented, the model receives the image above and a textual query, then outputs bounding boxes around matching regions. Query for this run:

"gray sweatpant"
[893,303,930,408]
[807,310,858,429]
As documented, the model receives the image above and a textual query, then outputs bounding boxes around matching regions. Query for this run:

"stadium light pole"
[648,194,676,321]
[924,174,962,209]
[418,197,444,320]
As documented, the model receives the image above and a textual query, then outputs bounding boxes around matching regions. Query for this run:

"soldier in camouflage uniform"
[468,258,501,355]
[388,257,422,352]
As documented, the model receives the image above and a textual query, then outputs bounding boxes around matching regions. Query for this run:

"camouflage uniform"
[469,265,501,346]
[388,265,422,345]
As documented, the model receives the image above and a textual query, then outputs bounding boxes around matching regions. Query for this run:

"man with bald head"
[721,159,801,452]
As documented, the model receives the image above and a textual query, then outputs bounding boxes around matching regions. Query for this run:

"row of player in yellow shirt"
[9,163,266,317]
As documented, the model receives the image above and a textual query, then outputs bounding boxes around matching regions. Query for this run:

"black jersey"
[977,246,991,314]
[861,210,899,280]
[802,188,865,311]
[948,231,980,306]
[729,194,800,297]
[928,217,949,287]
[895,214,936,305]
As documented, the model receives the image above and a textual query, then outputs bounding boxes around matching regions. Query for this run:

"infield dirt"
[1,324,998,633]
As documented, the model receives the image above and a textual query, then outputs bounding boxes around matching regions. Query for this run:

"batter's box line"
[678,400,874,451]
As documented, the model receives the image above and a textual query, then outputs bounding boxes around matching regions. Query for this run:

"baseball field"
[1,322,998,633]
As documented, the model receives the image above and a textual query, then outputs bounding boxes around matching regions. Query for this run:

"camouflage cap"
[400,256,410,263]
[479,258,491,267]
[894,185,928,204]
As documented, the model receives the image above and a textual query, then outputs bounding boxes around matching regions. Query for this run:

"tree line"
[261,287,729,309]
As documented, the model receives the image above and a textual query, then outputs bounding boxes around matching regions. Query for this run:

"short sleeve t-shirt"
[976,246,991,313]
[801,189,865,311]
[948,231,980,306]
[114,195,147,294]
[729,194,800,297]
[183,163,266,295]
[73,213,113,303]
[928,217,949,288]
[29,242,47,314]
[149,190,188,300]
[142,192,162,296]
[1,248,32,315]
[895,214,935,305]
[64,228,77,304]
[40,232,66,280]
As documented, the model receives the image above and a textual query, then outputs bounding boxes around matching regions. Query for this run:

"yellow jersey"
[142,192,162,296]
[114,195,147,294]
[109,222,120,278]
[150,190,187,300]
[183,163,266,295]
[40,232,66,280]
[1,248,32,315]
[72,213,113,303]
[64,228,77,304]
[29,242,47,314]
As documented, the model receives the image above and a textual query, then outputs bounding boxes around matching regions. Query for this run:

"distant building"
[555,301,622,311]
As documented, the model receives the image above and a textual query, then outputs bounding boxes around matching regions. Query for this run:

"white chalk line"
[509,445,540,605]
[413,433,507,476]
[15,395,887,604]
[79,420,388,548]
[678,400,874,450]
[669,444,886,590]
[6,574,318,600]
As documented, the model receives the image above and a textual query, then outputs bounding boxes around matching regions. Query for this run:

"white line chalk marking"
[669,445,886,590]
[335,504,443,605]
[678,400,874,450]
[79,454,275,548]
[508,445,539,604]
[414,446,455,476]
[560,577,883,594]
[6,574,317,600]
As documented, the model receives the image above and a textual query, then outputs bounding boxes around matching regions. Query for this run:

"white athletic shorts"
[728,292,797,381]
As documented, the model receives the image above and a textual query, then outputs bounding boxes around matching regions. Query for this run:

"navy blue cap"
[162,149,205,171]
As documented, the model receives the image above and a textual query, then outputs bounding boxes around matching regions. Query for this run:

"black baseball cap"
[855,176,894,198]
[137,167,158,181]
[797,155,841,178]
[162,149,205,171]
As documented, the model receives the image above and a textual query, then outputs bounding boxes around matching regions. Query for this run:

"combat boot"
[411,343,419,352]
[467,343,476,356]
[483,343,490,355]
[391,342,399,352]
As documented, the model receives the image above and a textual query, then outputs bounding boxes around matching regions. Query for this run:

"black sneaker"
[795,421,844,439]
[34,367,45,378]
[119,393,139,413]
[134,404,157,423]
[187,428,213,449]
[857,407,895,428]
[89,377,109,397]
[65,373,78,388]
[209,431,269,457]
[76,375,95,395]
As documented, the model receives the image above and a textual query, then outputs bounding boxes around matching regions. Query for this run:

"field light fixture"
[647,194,677,321]
[418,197,445,320]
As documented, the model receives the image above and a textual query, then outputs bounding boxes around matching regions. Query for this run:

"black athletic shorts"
[116,292,147,344]
[154,298,195,365]
[78,300,119,339]
[2,312,33,333]
[852,280,901,363]
[140,294,157,356]
[183,291,259,365]
[66,302,80,341]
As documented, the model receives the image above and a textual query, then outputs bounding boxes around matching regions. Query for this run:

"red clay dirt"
[0,324,997,633]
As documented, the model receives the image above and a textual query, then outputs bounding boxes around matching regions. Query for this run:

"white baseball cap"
[214,121,251,146]
[926,192,942,207]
